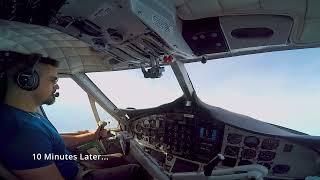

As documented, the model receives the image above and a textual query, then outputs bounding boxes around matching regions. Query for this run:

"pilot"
[0,51,142,180]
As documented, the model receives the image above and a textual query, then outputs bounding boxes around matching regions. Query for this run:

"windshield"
[186,48,320,135]
[87,67,183,109]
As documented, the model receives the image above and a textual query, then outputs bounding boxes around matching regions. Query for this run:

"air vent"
[231,27,274,39]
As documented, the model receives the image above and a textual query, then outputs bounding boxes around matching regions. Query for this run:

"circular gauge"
[135,123,142,132]
[150,120,157,128]
[261,138,280,150]
[244,136,260,148]
[258,151,276,161]
[224,145,240,157]
[241,149,256,159]
[227,133,242,144]
[143,120,150,128]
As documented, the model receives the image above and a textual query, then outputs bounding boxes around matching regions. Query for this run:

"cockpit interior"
[1,0,320,179]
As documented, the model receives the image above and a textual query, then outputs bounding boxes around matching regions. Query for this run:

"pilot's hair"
[0,51,60,102]
[0,51,59,69]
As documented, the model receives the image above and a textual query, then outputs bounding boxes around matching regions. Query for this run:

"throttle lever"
[204,154,225,176]
[98,121,108,128]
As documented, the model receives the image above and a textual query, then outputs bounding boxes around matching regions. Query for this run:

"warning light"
[163,55,173,63]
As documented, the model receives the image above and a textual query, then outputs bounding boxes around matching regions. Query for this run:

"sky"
[44,47,320,135]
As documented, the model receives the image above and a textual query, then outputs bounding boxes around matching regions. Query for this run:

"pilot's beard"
[43,94,56,105]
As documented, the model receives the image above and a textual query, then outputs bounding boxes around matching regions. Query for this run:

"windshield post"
[71,73,128,128]
[170,59,195,100]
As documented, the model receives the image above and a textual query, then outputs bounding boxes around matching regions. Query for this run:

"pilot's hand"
[94,126,113,140]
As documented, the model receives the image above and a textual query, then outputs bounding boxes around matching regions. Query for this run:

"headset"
[0,51,42,91]
[15,53,42,91]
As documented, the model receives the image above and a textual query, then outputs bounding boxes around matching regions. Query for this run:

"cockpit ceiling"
[0,0,320,74]
[0,20,113,74]
[175,0,320,44]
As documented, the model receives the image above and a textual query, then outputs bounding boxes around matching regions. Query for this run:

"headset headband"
[26,53,42,71]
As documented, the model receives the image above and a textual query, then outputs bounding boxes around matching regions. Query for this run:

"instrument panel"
[221,125,320,178]
[129,113,319,178]
[130,113,225,163]
[222,127,281,168]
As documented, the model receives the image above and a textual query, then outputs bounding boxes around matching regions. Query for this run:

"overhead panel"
[130,0,193,58]
[176,0,222,20]
[176,0,318,46]
[182,17,229,56]
[50,0,194,71]
[176,0,261,20]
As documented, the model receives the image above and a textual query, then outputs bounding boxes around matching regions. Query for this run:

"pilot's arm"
[61,126,111,150]
[2,129,64,180]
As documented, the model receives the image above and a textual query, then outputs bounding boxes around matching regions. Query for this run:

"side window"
[43,78,97,133]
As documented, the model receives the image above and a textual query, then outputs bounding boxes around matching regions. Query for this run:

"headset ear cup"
[32,71,40,90]
[16,70,39,91]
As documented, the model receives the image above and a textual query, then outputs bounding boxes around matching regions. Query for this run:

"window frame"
[42,74,121,132]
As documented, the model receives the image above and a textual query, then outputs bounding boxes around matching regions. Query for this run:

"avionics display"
[200,128,217,142]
